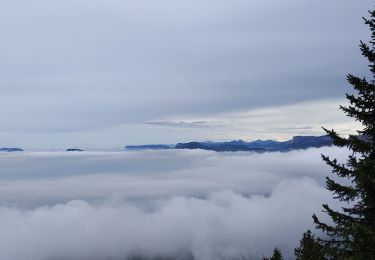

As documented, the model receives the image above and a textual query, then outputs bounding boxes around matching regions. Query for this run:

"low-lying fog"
[0,148,348,260]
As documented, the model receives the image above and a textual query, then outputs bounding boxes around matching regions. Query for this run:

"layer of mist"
[0,148,347,259]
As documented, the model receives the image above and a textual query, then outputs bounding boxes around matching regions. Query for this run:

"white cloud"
[0,180,332,260]
[0,148,348,259]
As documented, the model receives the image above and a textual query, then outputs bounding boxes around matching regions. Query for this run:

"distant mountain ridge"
[0,148,24,152]
[125,144,174,150]
[125,135,333,152]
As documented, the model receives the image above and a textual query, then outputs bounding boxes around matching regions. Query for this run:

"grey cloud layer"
[0,0,371,135]
[0,147,346,205]
[0,148,347,259]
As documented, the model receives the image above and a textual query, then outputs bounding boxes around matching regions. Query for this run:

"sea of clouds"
[0,148,349,260]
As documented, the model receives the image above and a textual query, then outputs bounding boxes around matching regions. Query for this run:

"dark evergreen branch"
[326,177,358,201]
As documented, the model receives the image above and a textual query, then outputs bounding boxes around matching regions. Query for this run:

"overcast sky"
[0,0,372,149]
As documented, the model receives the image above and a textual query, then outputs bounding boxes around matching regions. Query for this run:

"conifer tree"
[269,248,283,260]
[261,248,283,260]
[312,8,375,260]
[294,230,324,260]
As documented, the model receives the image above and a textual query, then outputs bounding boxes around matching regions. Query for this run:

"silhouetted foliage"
[294,230,324,260]
[262,248,283,260]
[312,8,375,260]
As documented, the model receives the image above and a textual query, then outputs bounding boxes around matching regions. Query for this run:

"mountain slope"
[126,135,333,152]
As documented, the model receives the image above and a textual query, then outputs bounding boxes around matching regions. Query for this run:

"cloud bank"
[0,148,348,259]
